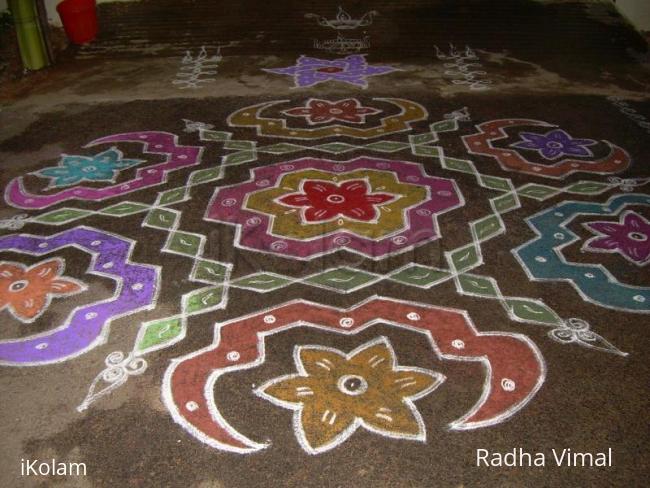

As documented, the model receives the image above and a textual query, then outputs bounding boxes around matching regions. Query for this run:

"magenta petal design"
[584,211,650,266]
[263,55,398,88]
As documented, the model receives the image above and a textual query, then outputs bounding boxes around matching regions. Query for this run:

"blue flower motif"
[511,129,597,160]
[263,55,398,88]
[36,148,144,188]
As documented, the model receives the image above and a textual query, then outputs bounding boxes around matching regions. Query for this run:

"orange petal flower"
[0,258,86,323]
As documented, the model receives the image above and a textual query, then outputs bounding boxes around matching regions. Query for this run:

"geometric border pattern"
[205,156,464,261]
[163,296,546,453]
[0,226,159,365]
[227,98,427,140]
[462,119,630,179]
[5,132,203,209]
[514,193,650,313]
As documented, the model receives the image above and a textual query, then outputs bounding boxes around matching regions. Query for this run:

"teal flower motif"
[36,148,144,188]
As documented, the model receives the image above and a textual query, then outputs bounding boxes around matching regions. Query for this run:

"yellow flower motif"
[255,336,445,454]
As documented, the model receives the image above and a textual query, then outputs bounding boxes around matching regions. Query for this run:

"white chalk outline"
[254,336,445,455]
[162,296,546,454]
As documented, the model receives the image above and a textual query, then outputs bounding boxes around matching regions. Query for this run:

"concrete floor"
[0,1,649,487]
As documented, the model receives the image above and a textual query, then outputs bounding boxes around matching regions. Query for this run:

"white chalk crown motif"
[314,34,371,55]
[305,6,378,30]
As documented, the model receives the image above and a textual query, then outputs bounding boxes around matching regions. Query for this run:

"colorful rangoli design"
[463,119,630,179]
[0,258,86,323]
[36,148,144,188]
[263,55,398,88]
[227,98,427,140]
[514,193,650,313]
[282,98,381,125]
[163,297,545,453]
[204,157,463,260]
[5,132,203,209]
[583,210,650,266]
[0,227,159,365]
[510,129,597,160]
[256,337,445,454]
[0,93,639,462]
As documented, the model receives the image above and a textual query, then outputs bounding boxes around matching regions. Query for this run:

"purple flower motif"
[584,211,650,266]
[263,55,398,88]
[511,129,597,160]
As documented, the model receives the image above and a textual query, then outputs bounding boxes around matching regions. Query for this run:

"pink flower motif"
[283,99,381,125]
[584,211,650,265]
[278,179,395,223]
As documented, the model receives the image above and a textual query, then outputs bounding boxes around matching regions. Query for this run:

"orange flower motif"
[0,258,86,323]
[256,337,445,454]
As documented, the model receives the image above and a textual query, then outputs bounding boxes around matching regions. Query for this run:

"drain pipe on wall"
[8,0,50,70]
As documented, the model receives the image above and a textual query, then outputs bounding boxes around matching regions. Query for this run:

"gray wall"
[615,0,650,32]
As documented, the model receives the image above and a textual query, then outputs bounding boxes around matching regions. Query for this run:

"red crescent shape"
[163,297,545,453]
[462,119,629,179]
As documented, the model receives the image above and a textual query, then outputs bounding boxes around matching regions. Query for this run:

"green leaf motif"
[480,176,512,192]
[224,140,256,151]
[492,193,519,213]
[305,268,378,292]
[100,202,150,216]
[314,143,357,154]
[389,265,451,287]
[506,299,560,325]
[449,245,480,272]
[364,141,409,152]
[457,274,499,297]
[136,317,184,354]
[565,181,611,194]
[33,208,93,224]
[430,119,458,133]
[144,208,178,230]
[185,286,225,314]
[262,143,304,154]
[157,188,188,206]
[442,157,474,174]
[411,145,441,157]
[166,231,203,256]
[472,215,504,241]
[409,132,437,145]
[192,260,228,284]
[233,273,293,292]
[516,184,560,201]
[223,151,257,166]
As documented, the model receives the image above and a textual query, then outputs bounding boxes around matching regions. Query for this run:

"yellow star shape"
[255,336,445,454]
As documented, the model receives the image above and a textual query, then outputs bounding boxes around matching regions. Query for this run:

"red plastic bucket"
[57,0,98,45]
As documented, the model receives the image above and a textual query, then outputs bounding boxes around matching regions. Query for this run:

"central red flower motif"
[278,179,395,223]
[283,98,381,125]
